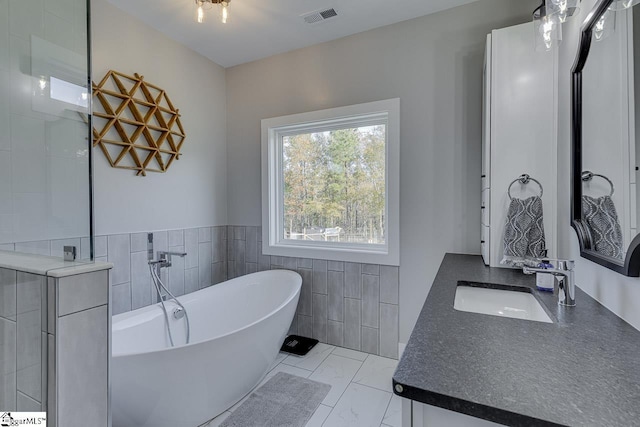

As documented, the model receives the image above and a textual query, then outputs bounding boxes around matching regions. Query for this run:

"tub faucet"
[523,259,576,307]
[157,251,187,268]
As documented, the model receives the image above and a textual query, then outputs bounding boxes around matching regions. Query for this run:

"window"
[261,99,399,265]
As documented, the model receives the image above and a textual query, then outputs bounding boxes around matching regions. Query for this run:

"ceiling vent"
[302,8,338,24]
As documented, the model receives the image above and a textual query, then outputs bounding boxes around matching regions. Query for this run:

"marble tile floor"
[203,343,401,427]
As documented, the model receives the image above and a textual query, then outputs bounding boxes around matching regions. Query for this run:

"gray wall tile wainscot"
[130,251,152,310]
[0,268,17,321]
[130,232,148,253]
[228,225,400,359]
[108,234,130,286]
[58,305,108,427]
[57,270,109,317]
[100,227,228,316]
[344,298,362,351]
[9,225,400,360]
[0,269,47,411]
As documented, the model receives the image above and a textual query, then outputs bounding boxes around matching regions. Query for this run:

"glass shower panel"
[0,0,92,260]
[0,268,47,412]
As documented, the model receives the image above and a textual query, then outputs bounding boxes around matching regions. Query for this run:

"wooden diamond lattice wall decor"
[92,70,186,176]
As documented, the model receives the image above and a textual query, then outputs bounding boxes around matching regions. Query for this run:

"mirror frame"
[571,0,640,276]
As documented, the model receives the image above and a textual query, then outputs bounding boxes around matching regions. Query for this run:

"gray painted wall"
[225,0,538,342]
[92,0,228,235]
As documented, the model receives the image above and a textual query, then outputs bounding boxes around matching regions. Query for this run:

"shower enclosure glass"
[1,0,92,415]
[0,0,93,260]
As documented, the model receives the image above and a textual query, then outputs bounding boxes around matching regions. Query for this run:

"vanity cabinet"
[401,399,502,427]
[482,22,558,266]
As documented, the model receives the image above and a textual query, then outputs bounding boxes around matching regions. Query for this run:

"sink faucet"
[523,259,576,307]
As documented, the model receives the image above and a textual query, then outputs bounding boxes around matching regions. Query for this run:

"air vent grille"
[302,8,338,24]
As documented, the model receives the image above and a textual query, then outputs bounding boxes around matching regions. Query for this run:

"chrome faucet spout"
[523,259,576,307]
[155,251,188,269]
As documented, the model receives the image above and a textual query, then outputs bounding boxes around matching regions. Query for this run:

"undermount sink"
[454,282,553,323]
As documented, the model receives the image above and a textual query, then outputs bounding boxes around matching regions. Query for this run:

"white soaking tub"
[111,270,301,427]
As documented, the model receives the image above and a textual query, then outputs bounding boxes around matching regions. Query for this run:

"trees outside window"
[262,98,399,266]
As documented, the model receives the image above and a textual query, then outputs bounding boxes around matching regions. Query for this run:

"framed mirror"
[572,0,640,275]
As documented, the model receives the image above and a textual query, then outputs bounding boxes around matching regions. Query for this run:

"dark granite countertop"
[392,253,640,426]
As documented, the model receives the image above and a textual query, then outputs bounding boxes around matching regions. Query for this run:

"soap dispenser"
[536,258,555,292]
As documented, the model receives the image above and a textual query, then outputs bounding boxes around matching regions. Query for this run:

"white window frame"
[261,98,400,266]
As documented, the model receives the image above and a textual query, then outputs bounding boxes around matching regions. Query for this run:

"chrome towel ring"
[581,171,614,197]
[508,174,544,200]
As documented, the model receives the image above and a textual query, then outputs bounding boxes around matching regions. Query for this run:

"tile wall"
[1,225,400,358]
[228,226,399,359]
[0,268,47,411]
[0,0,91,245]
[96,226,228,315]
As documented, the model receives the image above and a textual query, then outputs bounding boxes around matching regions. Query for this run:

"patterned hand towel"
[582,195,623,260]
[501,196,546,267]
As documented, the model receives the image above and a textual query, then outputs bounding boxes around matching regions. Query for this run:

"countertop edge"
[392,378,565,427]
[0,250,113,277]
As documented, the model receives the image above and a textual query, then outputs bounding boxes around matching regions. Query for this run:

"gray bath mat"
[219,372,331,427]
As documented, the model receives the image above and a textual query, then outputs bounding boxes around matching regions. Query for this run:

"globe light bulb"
[197,4,205,23]
[221,1,229,24]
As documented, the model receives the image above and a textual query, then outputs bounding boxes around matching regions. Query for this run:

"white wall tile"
[44,11,74,50]
[9,0,44,40]
[0,71,9,152]
[45,118,86,158]
[12,194,47,243]
[12,151,46,193]
[14,241,49,257]
[0,150,12,193]
[11,114,44,153]
[0,1,8,72]
[9,36,33,117]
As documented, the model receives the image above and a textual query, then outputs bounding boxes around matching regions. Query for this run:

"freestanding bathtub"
[111,270,301,427]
